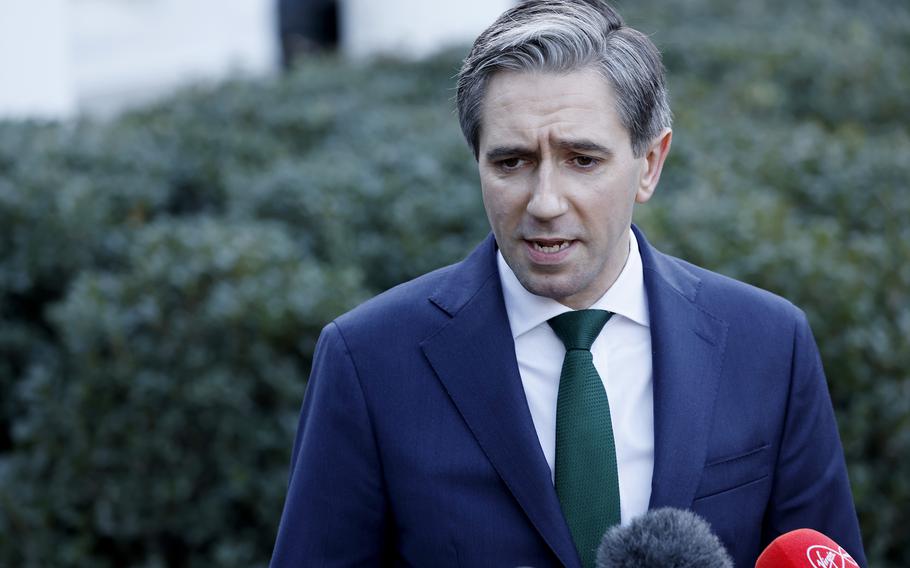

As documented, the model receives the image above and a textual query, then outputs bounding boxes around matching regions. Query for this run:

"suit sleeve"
[270,322,391,567]
[763,310,867,566]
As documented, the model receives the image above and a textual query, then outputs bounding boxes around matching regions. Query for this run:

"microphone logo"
[805,544,858,568]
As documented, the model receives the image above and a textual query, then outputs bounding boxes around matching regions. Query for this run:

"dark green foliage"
[0,0,907,565]
[622,4,910,562]
[3,219,362,567]
[0,52,484,568]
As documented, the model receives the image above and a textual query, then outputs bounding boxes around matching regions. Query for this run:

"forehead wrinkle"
[486,69,608,110]
[484,102,611,143]
[482,72,606,121]
[479,69,626,155]
[488,95,605,129]
[484,118,612,155]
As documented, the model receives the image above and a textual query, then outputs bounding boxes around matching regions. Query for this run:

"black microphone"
[596,508,733,568]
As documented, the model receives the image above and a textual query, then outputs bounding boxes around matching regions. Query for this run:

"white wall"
[0,0,278,119]
[0,0,75,117]
[0,0,517,119]
[71,0,278,114]
[341,0,515,59]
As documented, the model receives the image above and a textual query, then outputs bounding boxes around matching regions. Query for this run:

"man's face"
[478,69,669,309]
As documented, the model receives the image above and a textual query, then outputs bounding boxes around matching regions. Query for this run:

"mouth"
[523,239,576,265]
[528,239,573,253]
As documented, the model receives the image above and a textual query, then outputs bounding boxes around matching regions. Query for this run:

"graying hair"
[456,0,671,159]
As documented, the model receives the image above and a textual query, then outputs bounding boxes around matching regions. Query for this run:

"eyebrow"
[555,139,614,158]
[484,139,614,162]
[484,145,533,162]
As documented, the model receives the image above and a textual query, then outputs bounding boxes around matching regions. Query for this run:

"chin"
[516,274,579,302]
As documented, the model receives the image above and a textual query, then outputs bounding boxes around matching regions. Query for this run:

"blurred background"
[0,0,907,566]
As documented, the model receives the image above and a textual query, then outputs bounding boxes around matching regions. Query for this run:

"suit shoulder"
[330,236,498,342]
[331,261,458,341]
[662,253,807,327]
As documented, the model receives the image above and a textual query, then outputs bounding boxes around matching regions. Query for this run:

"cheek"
[481,180,522,224]
[575,188,634,236]
[480,186,500,221]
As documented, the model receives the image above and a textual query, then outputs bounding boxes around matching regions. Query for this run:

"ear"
[635,128,672,204]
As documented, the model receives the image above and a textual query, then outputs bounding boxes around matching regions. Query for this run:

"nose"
[525,162,568,221]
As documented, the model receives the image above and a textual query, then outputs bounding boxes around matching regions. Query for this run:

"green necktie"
[548,309,620,568]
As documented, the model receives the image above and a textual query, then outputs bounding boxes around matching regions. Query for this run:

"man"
[270,1,866,566]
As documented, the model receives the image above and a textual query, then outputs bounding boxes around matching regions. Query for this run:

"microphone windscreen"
[596,508,732,568]
[755,528,859,568]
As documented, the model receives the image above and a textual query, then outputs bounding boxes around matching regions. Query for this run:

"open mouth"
[530,240,572,253]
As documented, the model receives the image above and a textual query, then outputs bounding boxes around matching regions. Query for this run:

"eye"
[497,157,527,172]
[571,155,600,169]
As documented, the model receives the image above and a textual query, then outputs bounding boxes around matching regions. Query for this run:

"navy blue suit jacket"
[271,226,865,567]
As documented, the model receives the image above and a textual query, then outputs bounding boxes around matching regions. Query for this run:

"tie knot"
[548,309,613,351]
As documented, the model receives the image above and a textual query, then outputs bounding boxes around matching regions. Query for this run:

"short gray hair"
[456,0,671,159]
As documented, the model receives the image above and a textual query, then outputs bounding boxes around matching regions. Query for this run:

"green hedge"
[1,0,907,565]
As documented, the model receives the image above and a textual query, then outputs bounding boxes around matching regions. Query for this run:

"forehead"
[479,68,630,151]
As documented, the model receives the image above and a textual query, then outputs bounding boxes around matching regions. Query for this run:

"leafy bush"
[0,51,487,568]
[2,218,362,567]
[0,0,907,565]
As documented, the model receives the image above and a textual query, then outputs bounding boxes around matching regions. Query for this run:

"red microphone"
[755,528,859,568]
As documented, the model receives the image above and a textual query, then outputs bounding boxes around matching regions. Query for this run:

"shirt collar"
[497,229,651,339]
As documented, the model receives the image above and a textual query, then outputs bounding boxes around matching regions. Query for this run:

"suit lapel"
[420,235,581,568]
[418,228,728,563]
[634,226,729,510]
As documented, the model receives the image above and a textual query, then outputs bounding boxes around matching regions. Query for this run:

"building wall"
[0,0,278,119]
[341,0,515,59]
[72,0,277,114]
[0,0,516,119]
[0,0,74,117]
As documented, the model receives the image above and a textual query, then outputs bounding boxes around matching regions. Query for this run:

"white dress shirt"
[496,229,654,524]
